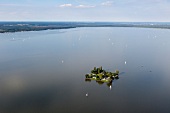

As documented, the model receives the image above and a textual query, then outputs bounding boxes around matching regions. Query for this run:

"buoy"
[109,85,112,90]
[86,93,88,97]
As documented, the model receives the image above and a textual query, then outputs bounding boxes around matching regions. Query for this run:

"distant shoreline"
[0,22,170,33]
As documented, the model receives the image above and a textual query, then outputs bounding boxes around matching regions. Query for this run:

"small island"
[85,66,119,84]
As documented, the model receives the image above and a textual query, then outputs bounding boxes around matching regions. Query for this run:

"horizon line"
[0,21,170,23]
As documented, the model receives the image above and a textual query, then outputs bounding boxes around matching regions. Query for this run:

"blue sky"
[0,0,170,22]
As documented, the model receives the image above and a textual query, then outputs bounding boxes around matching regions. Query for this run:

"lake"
[0,27,170,113]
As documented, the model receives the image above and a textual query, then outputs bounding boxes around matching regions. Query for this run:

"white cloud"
[76,5,95,8]
[59,4,72,8]
[101,1,113,6]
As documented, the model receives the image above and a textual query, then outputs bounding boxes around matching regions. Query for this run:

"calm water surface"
[0,27,170,113]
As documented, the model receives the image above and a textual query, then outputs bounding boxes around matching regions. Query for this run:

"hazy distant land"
[0,22,170,33]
